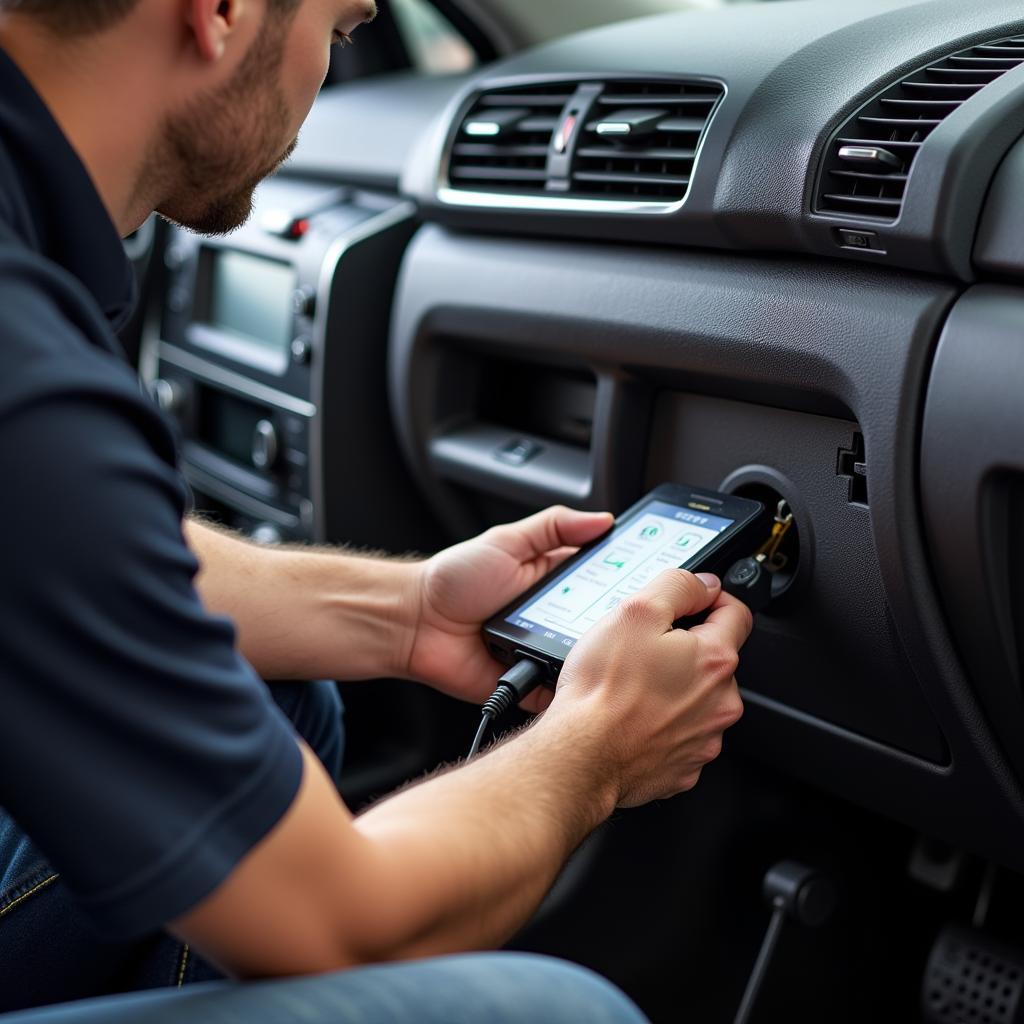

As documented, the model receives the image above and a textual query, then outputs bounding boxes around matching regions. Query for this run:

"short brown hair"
[0,0,140,33]
[0,0,300,35]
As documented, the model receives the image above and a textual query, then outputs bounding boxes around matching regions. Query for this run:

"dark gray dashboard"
[398,0,1024,278]
[278,0,1024,870]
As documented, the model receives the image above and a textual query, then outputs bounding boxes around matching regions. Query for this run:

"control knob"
[291,286,317,319]
[149,378,185,416]
[251,419,280,472]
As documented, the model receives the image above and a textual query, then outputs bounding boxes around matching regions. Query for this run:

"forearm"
[174,712,618,979]
[349,709,617,959]
[184,519,421,681]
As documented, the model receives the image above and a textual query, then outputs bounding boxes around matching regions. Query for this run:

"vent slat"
[447,79,722,204]
[818,32,1022,222]
[453,143,550,158]
[926,68,1007,80]
[858,116,943,127]
[823,194,904,209]
[576,146,698,161]
[597,95,718,107]
[657,116,711,134]
[946,55,1024,66]
[837,137,923,149]
[519,117,559,133]
[830,170,910,183]
[450,166,550,183]
[477,93,572,107]
[879,97,964,108]
[901,81,986,93]
[575,170,690,187]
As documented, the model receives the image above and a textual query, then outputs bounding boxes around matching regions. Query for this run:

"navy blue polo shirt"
[0,48,303,937]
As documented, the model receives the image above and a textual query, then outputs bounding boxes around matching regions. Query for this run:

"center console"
[147,177,435,551]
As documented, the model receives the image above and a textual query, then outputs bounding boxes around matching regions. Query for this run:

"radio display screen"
[205,251,296,369]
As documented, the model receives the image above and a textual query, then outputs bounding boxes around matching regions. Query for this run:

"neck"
[0,14,170,236]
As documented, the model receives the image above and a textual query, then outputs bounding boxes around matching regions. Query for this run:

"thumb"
[490,506,613,561]
[634,569,722,626]
[555,508,615,548]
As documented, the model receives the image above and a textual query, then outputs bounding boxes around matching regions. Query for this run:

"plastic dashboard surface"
[399,0,1024,278]
[283,0,1024,867]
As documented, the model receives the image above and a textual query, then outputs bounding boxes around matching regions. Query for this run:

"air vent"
[817,34,1024,221]
[571,81,723,200]
[444,78,724,208]
[447,83,576,195]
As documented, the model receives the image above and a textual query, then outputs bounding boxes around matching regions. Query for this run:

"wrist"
[391,557,427,680]
[291,549,425,682]
[528,701,621,824]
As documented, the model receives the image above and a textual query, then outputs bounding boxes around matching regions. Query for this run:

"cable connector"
[467,658,545,761]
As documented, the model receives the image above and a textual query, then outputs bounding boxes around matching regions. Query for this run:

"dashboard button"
[292,286,317,319]
[251,419,279,471]
[149,378,185,416]
[496,437,542,466]
[836,229,883,253]
[291,335,313,364]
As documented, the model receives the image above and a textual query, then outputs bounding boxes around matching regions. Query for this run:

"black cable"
[465,659,545,761]
[467,713,494,760]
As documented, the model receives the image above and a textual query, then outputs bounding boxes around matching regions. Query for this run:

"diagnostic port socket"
[720,466,812,610]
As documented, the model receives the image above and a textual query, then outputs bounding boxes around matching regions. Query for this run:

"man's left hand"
[406,506,614,712]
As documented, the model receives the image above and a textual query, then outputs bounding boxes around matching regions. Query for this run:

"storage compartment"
[474,355,596,449]
[417,343,648,517]
[646,391,948,764]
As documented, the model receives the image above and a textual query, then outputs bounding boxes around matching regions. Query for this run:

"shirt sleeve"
[0,368,304,938]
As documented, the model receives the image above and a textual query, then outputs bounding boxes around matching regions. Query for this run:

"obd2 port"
[720,467,811,610]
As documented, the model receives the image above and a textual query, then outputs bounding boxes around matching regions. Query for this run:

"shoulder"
[0,240,177,466]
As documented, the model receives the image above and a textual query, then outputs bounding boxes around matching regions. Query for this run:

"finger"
[629,569,721,627]
[489,506,613,562]
[689,590,755,651]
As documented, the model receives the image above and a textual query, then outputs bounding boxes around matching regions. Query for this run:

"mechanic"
[0,1,751,1021]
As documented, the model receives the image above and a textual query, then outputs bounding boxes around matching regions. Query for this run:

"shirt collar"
[0,46,136,328]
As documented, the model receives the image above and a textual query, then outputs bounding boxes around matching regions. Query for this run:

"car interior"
[123,0,1024,1019]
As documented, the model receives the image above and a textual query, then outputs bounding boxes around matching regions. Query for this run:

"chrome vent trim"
[440,77,726,214]
[816,34,1024,222]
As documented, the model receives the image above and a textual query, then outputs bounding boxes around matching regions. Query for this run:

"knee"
[444,953,649,1024]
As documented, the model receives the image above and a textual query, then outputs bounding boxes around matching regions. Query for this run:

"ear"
[186,0,246,62]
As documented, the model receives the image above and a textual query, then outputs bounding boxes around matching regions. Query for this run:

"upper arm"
[171,743,378,978]
[0,378,304,938]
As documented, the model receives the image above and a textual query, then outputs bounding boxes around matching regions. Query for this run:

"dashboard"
[148,0,1024,880]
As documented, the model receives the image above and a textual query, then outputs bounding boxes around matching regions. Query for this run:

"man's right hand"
[547,569,751,808]
[172,568,751,980]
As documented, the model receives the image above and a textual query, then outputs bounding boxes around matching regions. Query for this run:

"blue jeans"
[1,953,649,1023]
[0,680,344,1014]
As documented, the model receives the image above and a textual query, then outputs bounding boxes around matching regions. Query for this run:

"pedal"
[923,926,1024,1024]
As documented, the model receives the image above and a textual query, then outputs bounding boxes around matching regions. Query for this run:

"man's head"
[0,0,376,234]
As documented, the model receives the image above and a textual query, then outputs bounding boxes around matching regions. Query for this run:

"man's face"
[156,0,375,236]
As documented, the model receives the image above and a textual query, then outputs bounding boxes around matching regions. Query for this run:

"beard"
[152,22,299,236]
